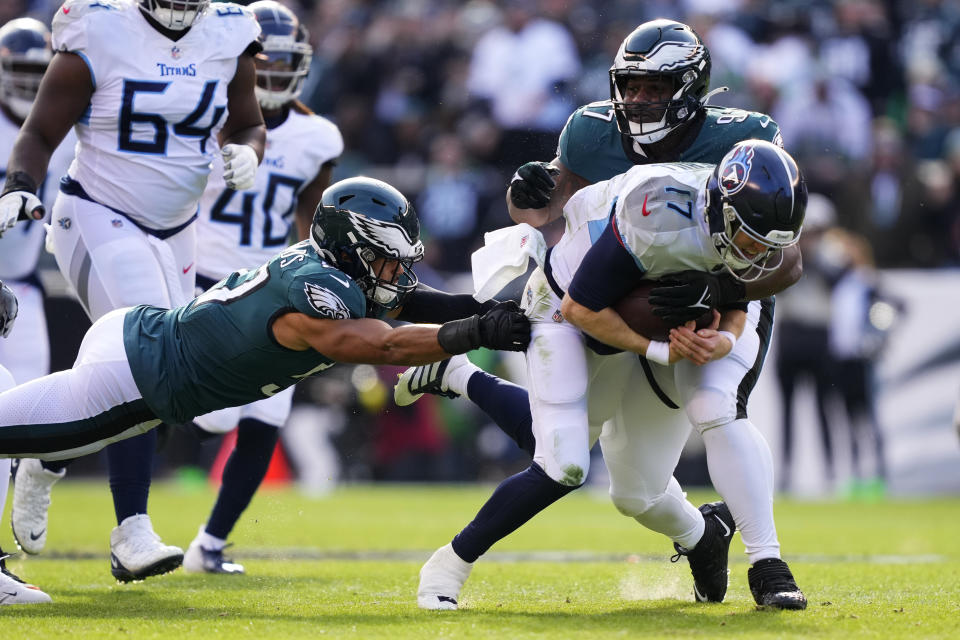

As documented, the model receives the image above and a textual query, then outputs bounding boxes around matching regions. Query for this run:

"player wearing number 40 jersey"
[0,0,266,584]
[185,0,344,575]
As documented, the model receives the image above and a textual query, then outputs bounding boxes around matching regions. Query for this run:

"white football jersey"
[196,109,343,280]
[52,0,260,229]
[0,112,78,280]
[549,163,721,290]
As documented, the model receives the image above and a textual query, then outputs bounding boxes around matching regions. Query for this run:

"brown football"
[613,280,713,341]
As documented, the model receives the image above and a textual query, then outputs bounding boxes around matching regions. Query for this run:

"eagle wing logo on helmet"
[304,282,351,319]
[719,144,755,196]
[640,41,705,70]
[348,212,424,260]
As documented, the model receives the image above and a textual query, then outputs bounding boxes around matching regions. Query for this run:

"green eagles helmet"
[311,177,424,313]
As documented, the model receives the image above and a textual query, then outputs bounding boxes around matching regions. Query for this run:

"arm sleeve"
[395,283,497,324]
[567,220,647,311]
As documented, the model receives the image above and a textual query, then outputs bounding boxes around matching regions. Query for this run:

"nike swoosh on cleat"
[437,596,457,604]
[693,584,708,602]
[29,529,45,541]
[714,514,732,538]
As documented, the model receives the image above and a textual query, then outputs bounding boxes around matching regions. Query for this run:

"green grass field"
[2,480,959,638]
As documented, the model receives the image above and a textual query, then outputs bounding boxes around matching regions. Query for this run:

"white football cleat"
[109,514,183,582]
[183,526,245,574]
[417,543,473,610]
[0,550,52,604]
[11,458,66,554]
[394,354,473,407]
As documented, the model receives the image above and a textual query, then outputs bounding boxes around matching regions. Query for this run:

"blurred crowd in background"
[7,0,960,495]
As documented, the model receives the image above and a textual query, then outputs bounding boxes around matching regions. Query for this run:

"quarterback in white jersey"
[412,140,808,611]
[185,0,344,576]
[0,0,266,585]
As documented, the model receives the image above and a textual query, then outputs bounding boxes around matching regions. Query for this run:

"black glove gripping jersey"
[123,241,366,423]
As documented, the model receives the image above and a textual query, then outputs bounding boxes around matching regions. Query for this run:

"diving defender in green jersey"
[0,177,530,460]
[411,20,807,612]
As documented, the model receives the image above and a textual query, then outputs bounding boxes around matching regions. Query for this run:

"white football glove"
[221,143,258,191]
[0,190,44,237]
[0,280,18,338]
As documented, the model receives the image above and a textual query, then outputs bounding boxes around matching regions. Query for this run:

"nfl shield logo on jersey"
[171,46,182,60]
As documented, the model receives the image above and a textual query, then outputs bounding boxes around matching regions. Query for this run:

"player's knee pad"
[684,387,736,435]
[609,490,661,519]
[535,419,592,486]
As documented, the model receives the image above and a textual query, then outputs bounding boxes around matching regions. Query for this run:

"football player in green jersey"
[0,178,530,467]
[406,20,806,611]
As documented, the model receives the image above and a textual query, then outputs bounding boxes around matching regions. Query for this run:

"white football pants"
[49,192,196,322]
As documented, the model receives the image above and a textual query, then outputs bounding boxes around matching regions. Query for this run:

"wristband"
[717,330,738,352]
[2,170,38,196]
[645,340,671,366]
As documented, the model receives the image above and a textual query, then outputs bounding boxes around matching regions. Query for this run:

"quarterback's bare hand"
[0,190,44,236]
[0,280,19,338]
[221,143,259,191]
[509,161,559,210]
[668,311,726,365]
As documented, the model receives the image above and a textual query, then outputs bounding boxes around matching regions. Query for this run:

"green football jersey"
[123,241,367,424]
[557,102,782,184]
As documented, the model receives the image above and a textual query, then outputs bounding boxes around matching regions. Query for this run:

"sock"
[197,529,227,552]
[205,418,279,541]
[466,371,536,456]
[107,430,157,524]
[452,464,578,562]
[702,419,780,563]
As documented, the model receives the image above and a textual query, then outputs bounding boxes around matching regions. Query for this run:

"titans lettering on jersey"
[549,163,719,291]
[124,241,366,424]
[557,102,781,184]
[197,110,344,280]
[52,0,260,229]
[0,112,78,281]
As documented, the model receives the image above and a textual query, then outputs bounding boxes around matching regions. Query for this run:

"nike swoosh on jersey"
[182,263,194,274]
[642,193,651,216]
[330,275,351,288]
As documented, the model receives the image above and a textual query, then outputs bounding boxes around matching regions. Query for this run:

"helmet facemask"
[711,198,796,282]
[140,0,210,31]
[610,68,704,144]
[254,33,312,110]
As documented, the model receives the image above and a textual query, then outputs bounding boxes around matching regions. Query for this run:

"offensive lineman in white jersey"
[184,0,344,575]
[0,16,78,605]
[0,0,266,583]
[413,140,809,610]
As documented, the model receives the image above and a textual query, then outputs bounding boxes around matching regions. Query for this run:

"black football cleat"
[671,501,736,602]
[748,558,807,610]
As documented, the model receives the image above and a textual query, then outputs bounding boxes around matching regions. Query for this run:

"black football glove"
[509,161,559,209]
[0,280,18,338]
[437,301,530,353]
[648,270,746,326]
